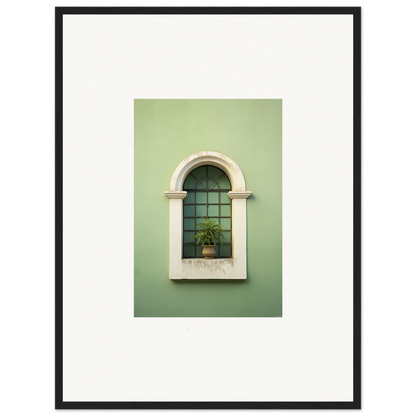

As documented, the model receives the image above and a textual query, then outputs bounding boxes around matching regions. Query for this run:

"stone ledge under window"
[169,258,246,280]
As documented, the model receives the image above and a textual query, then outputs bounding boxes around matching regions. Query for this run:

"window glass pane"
[208,166,222,181]
[191,166,206,180]
[221,205,231,216]
[184,231,195,243]
[196,181,207,189]
[207,178,217,189]
[220,192,230,203]
[219,245,231,258]
[184,205,195,217]
[184,192,195,204]
[222,231,231,243]
[196,193,207,203]
[220,218,231,230]
[184,218,195,230]
[208,205,219,217]
[196,245,203,257]
[218,174,231,189]
[196,205,207,217]
[208,192,219,203]
[183,175,197,190]
[183,244,195,258]
[210,217,219,224]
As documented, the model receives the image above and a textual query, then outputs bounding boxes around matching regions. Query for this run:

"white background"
[63,13,353,402]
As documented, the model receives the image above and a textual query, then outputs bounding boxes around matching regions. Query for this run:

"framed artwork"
[56,7,361,409]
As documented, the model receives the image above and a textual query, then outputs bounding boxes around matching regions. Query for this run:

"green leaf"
[188,217,224,246]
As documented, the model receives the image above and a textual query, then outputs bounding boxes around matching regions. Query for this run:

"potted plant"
[191,217,225,259]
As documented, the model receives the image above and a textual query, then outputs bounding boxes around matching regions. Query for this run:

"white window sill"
[169,258,246,280]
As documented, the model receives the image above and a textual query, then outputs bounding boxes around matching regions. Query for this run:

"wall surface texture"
[135,99,282,316]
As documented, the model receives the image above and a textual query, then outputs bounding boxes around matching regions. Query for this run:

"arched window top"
[183,166,231,191]
[169,151,247,192]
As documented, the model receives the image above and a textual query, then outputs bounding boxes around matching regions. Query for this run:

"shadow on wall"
[172,279,247,285]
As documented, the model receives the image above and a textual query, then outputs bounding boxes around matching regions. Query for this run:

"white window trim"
[164,151,251,280]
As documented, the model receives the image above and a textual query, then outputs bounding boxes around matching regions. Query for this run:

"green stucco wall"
[134,99,282,317]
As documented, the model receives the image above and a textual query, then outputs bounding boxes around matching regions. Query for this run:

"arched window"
[183,165,232,258]
[164,151,251,280]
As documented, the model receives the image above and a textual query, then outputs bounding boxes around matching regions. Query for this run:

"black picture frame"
[56,6,361,409]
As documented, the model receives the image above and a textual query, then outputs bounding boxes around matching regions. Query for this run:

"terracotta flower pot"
[202,245,216,259]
